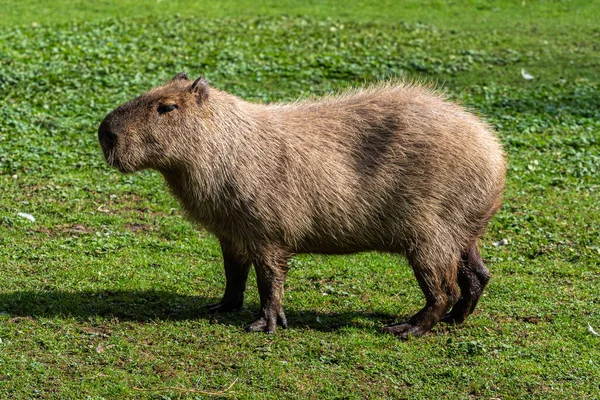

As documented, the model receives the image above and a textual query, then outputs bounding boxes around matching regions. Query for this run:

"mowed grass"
[1,1,599,398]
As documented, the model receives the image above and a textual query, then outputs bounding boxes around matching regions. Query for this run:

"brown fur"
[98,73,506,338]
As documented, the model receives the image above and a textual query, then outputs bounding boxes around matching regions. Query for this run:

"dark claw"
[278,311,288,329]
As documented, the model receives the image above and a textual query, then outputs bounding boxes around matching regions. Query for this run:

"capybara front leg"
[382,299,453,339]
[245,249,289,334]
[441,245,490,324]
[383,251,457,339]
[206,239,252,314]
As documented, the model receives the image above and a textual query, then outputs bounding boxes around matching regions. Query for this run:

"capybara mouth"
[104,152,133,173]
[98,141,131,173]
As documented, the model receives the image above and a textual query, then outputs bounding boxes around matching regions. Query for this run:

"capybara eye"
[157,104,178,114]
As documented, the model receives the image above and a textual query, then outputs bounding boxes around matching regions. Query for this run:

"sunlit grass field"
[0,1,599,398]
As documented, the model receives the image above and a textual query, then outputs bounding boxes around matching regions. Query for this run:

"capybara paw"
[245,309,287,333]
[245,317,272,333]
[439,311,466,325]
[205,299,242,314]
[439,300,469,325]
[381,322,429,340]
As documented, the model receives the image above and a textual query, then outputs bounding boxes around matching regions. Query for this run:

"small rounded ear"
[191,76,209,103]
[171,72,188,81]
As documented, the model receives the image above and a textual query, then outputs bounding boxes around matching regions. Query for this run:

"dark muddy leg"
[440,245,490,324]
[245,247,289,334]
[206,239,252,314]
[383,250,458,339]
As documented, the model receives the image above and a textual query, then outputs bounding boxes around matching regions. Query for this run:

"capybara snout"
[99,73,506,339]
[98,72,208,173]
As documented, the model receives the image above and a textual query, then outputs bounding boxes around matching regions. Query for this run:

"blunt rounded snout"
[98,119,117,146]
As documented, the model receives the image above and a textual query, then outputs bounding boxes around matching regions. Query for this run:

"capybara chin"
[98,72,506,339]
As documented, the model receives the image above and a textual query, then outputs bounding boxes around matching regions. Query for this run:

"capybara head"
[98,72,210,173]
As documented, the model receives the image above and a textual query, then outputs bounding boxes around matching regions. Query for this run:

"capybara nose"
[98,120,117,145]
[103,129,117,142]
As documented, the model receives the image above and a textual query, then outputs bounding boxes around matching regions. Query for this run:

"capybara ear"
[191,76,209,104]
[171,72,189,81]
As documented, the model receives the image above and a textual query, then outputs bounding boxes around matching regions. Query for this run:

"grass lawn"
[1,0,599,398]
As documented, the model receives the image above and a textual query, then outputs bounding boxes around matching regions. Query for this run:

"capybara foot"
[382,322,430,339]
[205,299,243,314]
[245,308,287,333]
[439,306,467,325]
[245,317,273,333]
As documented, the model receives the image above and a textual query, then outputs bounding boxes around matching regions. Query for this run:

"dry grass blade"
[133,377,239,396]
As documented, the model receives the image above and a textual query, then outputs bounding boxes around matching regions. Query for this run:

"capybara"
[98,73,506,338]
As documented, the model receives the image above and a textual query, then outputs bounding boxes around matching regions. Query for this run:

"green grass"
[1,1,599,398]
[1,0,598,30]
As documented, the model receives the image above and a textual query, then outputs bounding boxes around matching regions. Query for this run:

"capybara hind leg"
[245,248,289,334]
[206,239,252,314]
[383,251,458,339]
[441,245,490,324]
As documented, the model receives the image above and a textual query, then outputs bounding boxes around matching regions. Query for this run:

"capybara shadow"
[0,290,400,332]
